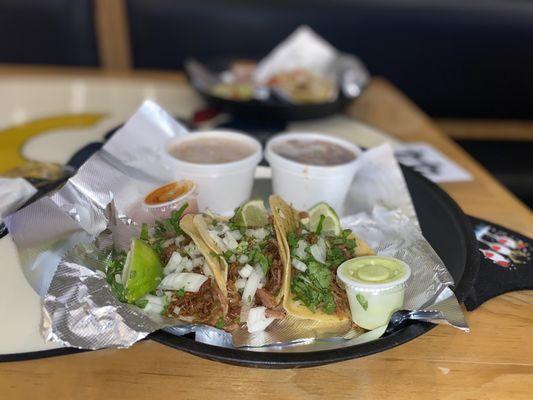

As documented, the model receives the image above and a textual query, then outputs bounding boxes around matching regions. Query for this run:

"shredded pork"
[165,278,224,325]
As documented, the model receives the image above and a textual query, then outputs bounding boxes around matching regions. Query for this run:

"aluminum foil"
[185,26,370,103]
[5,100,467,352]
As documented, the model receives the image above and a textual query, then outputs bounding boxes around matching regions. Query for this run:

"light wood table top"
[1,69,532,400]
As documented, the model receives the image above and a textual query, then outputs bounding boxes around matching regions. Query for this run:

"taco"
[193,200,286,332]
[269,195,374,327]
[106,205,228,327]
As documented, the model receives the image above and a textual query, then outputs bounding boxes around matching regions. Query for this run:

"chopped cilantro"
[356,294,368,311]
[291,258,336,314]
[315,214,326,235]
[151,203,189,257]
[223,250,233,260]
[105,250,127,302]
[287,231,298,249]
[169,203,189,234]
[215,318,225,329]
[175,288,186,297]
[140,223,149,242]
[135,298,149,309]
[288,226,358,314]
[228,206,245,231]
[249,246,271,275]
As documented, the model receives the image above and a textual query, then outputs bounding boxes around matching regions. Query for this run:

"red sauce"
[144,181,194,205]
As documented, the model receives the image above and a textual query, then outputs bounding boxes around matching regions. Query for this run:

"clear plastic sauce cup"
[143,180,198,219]
[265,132,362,212]
[337,256,411,330]
[166,130,262,215]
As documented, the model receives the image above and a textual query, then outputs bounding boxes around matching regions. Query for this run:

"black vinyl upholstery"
[127,0,533,119]
[0,0,99,66]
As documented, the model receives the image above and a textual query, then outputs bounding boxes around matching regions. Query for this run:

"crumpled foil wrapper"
[186,25,370,103]
[6,100,467,351]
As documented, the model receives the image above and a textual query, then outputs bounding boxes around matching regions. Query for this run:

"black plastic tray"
[1,161,478,367]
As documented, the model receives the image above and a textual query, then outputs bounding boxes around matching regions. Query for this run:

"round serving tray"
[186,57,360,122]
[149,165,479,368]
[0,151,478,366]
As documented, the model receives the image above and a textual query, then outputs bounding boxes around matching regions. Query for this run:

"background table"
[0,68,532,400]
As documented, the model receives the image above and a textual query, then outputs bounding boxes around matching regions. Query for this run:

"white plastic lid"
[265,132,362,178]
[166,130,262,175]
[337,256,411,293]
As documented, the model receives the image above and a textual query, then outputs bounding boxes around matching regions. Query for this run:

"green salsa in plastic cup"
[337,256,411,330]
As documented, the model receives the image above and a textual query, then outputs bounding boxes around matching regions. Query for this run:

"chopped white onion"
[159,272,208,292]
[258,276,267,289]
[201,262,213,277]
[142,295,166,315]
[222,234,239,251]
[295,240,308,260]
[214,224,223,233]
[292,258,308,272]
[242,270,262,305]
[174,235,186,245]
[228,230,242,241]
[173,306,181,316]
[239,264,254,278]
[164,252,183,275]
[114,273,122,284]
[238,254,249,264]
[246,228,268,241]
[192,257,204,267]
[246,306,275,333]
[235,278,246,290]
[310,243,326,264]
[184,242,201,258]
[229,254,237,263]
[209,230,227,251]
[181,257,194,272]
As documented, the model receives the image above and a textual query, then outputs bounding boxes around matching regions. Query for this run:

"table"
[1,68,532,400]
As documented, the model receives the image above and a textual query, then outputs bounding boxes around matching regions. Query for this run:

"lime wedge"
[122,238,163,303]
[236,199,269,228]
[308,202,341,236]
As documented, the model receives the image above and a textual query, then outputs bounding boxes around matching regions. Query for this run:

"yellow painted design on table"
[0,114,104,172]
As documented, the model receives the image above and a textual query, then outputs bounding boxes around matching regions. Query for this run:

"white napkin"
[254,26,338,83]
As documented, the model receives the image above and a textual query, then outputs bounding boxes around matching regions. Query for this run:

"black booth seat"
[126,0,533,120]
[0,0,99,66]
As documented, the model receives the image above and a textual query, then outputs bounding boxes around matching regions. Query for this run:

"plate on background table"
[186,57,362,122]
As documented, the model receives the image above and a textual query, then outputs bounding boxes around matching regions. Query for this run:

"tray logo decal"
[475,224,530,269]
